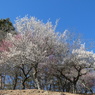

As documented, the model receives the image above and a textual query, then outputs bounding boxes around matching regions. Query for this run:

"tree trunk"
[0,74,3,89]
[13,74,18,90]
[33,67,40,89]
[22,79,26,89]
[72,83,76,93]
[82,83,93,94]
[19,64,32,89]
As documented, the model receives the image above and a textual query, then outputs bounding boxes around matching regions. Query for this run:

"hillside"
[0,89,94,95]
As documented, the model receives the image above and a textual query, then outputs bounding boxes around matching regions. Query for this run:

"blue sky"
[0,0,95,49]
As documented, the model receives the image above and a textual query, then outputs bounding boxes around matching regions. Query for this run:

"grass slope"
[0,89,94,95]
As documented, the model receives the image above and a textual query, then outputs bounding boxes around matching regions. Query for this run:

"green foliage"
[0,18,15,32]
[0,18,16,40]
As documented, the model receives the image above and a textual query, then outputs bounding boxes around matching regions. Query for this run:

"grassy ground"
[0,89,94,95]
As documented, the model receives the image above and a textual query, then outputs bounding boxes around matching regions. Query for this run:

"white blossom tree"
[0,16,68,89]
[55,43,95,93]
[0,16,95,93]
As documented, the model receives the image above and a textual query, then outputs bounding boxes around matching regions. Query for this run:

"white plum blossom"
[0,16,95,92]
[72,43,95,66]
[0,16,69,89]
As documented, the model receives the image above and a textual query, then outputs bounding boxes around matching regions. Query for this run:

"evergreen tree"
[0,18,15,40]
[0,18,15,32]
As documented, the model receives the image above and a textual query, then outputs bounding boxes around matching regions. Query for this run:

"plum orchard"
[0,16,95,93]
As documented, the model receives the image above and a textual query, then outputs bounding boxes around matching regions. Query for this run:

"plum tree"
[0,16,95,93]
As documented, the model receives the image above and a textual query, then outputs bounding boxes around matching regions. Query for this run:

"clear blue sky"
[0,0,95,48]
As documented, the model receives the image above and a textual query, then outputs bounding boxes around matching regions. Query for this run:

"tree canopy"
[0,18,15,32]
[0,18,15,40]
[0,16,95,94]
